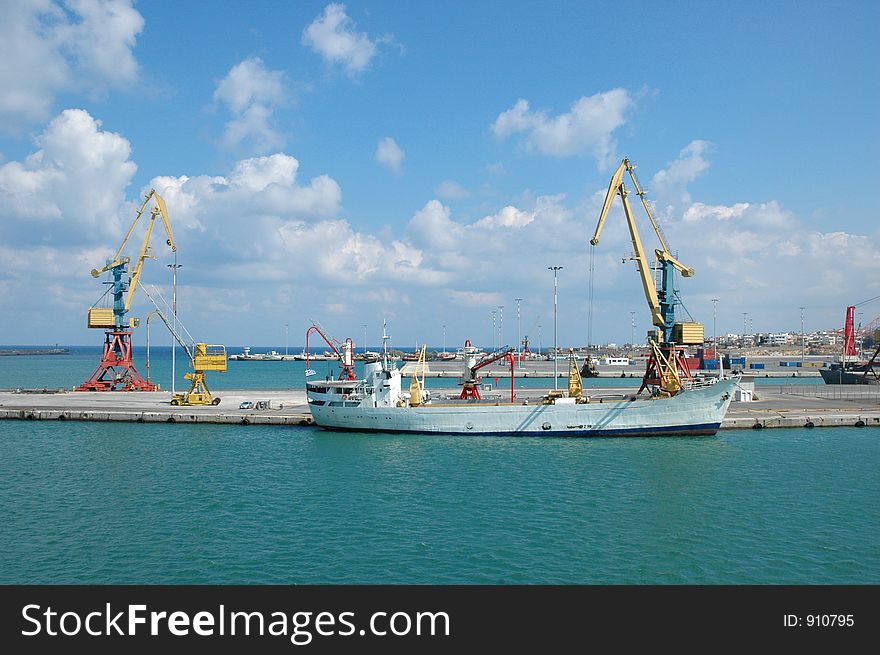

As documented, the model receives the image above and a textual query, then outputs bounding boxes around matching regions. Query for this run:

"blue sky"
[1,0,878,349]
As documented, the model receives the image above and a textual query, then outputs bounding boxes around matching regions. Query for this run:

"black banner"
[1,585,875,651]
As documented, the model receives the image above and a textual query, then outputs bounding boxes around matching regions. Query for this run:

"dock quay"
[1,385,878,431]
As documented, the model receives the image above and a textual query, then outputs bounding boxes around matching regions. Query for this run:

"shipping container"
[704,359,718,370]
[749,363,765,369]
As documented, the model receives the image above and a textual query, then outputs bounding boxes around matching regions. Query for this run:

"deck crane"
[77,190,176,391]
[305,321,356,380]
[590,158,704,396]
[458,340,515,402]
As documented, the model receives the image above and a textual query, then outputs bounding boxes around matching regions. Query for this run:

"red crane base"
[459,382,481,400]
[76,329,157,392]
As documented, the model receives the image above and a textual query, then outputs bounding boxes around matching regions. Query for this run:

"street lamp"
[629,311,636,355]
[145,310,161,384]
[167,258,181,395]
[285,323,289,357]
[800,307,805,362]
[742,312,748,348]
[363,324,367,357]
[491,310,497,351]
[549,266,563,389]
[498,305,504,349]
[442,324,447,355]
[514,298,523,368]
[538,324,543,360]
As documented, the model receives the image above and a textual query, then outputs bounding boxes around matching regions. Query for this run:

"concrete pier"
[1,384,878,431]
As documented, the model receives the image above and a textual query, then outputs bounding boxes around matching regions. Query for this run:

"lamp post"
[629,311,636,356]
[145,310,161,384]
[800,307,805,362]
[538,324,543,360]
[514,298,523,368]
[285,323,289,357]
[491,310,497,351]
[363,324,367,357]
[742,312,748,348]
[549,266,563,389]
[442,324,446,355]
[498,305,504,350]
[167,258,181,395]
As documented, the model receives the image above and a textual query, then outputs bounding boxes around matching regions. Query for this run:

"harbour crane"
[138,285,227,405]
[590,158,703,395]
[77,190,176,391]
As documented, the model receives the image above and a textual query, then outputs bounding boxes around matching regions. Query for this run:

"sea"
[1,347,877,584]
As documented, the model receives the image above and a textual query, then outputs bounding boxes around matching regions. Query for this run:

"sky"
[1,0,878,350]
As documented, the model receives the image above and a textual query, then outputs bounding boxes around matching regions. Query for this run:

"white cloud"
[650,140,713,205]
[491,89,633,165]
[301,3,388,76]
[214,58,287,153]
[0,108,136,244]
[375,137,404,174]
[0,0,144,131]
[475,206,534,229]
[434,180,470,200]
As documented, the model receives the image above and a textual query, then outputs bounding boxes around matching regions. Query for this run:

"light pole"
[167,258,181,395]
[491,310,497,351]
[549,266,563,389]
[363,324,367,357]
[145,310,161,384]
[800,307,805,362]
[629,311,636,355]
[285,323,289,356]
[514,298,523,368]
[711,299,718,352]
[538,324,543,360]
[498,305,504,349]
[742,312,748,348]
[442,324,446,355]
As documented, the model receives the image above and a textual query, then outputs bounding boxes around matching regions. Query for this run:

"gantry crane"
[591,158,704,395]
[77,190,176,391]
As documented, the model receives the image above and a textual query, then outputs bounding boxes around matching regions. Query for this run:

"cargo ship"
[305,329,737,438]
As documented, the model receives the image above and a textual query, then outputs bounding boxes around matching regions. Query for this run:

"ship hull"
[819,368,879,385]
[309,379,736,437]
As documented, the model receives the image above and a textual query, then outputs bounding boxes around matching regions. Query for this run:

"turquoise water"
[1,420,877,584]
[0,346,822,391]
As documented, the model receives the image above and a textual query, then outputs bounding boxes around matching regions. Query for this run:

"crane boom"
[590,158,696,336]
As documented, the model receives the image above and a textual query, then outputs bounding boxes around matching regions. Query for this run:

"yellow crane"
[590,158,703,395]
[78,190,177,391]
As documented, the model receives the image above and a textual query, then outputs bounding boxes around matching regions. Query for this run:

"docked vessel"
[229,347,284,361]
[306,330,737,438]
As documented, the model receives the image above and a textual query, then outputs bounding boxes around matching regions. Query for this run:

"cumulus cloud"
[491,89,633,165]
[301,3,389,76]
[0,108,136,244]
[434,180,470,200]
[375,137,404,174]
[214,58,287,153]
[650,140,713,205]
[0,0,144,131]
[1,122,876,347]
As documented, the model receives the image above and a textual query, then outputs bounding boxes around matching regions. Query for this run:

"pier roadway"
[0,384,878,430]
